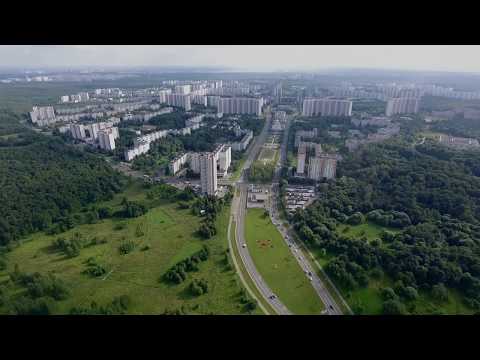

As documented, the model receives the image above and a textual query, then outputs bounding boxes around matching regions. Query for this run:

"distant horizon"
[1,45,480,74]
[1,65,480,77]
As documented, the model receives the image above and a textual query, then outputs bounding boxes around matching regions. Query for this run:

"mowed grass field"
[0,183,262,315]
[336,221,400,243]
[245,208,324,315]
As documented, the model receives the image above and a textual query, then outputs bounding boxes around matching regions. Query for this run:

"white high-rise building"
[200,152,217,196]
[78,92,90,102]
[85,123,100,140]
[207,96,221,108]
[60,95,70,103]
[158,89,172,103]
[218,97,263,116]
[169,153,189,175]
[385,97,420,117]
[191,95,207,107]
[165,94,191,111]
[189,152,201,174]
[175,85,192,95]
[98,129,116,151]
[29,106,56,125]
[308,155,337,180]
[218,146,232,172]
[302,98,353,117]
[70,123,86,140]
[297,143,307,175]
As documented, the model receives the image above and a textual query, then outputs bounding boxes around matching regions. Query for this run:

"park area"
[257,147,278,164]
[244,208,325,314]
[0,183,261,315]
[309,220,475,314]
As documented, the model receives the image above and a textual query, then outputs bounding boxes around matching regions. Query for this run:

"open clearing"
[336,221,400,243]
[0,183,261,315]
[258,147,277,163]
[245,208,324,314]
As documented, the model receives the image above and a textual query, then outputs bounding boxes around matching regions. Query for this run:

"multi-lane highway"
[230,107,345,315]
[229,107,292,315]
[268,112,344,315]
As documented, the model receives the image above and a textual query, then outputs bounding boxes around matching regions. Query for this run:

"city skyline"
[1,45,480,73]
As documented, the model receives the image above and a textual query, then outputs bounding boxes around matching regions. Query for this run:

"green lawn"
[343,274,475,315]
[336,221,399,243]
[244,208,325,314]
[0,183,261,315]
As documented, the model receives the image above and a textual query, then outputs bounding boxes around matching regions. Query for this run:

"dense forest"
[0,135,125,245]
[431,116,480,140]
[148,110,189,130]
[292,140,480,313]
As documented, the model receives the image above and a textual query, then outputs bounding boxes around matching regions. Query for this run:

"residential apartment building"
[385,97,420,116]
[218,145,232,176]
[158,89,172,103]
[124,139,150,161]
[200,152,217,195]
[174,85,192,95]
[191,95,207,107]
[169,153,189,175]
[189,152,201,174]
[29,106,56,126]
[294,129,317,147]
[302,98,353,117]
[218,97,263,116]
[98,129,116,151]
[207,96,220,108]
[231,130,253,151]
[297,143,307,175]
[70,123,86,140]
[308,155,337,180]
[165,94,191,111]
[78,92,90,102]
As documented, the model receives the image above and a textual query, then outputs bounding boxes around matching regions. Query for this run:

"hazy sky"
[0,45,479,72]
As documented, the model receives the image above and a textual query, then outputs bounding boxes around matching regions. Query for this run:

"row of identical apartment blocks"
[60,92,90,103]
[69,120,120,151]
[29,100,155,127]
[124,115,206,162]
[302,98,353,117]
[168,145,232,196]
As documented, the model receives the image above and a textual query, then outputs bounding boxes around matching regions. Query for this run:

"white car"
[242,243,247,248]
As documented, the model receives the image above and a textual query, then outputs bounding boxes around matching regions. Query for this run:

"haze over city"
[1,45,480,73]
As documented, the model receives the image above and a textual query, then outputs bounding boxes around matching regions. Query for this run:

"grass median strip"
[245,208,325,315]
[229,218,275,315]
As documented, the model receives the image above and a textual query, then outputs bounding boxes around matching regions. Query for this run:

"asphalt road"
[267,113,344,315]
[230,107,292,315]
